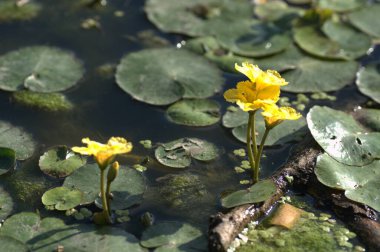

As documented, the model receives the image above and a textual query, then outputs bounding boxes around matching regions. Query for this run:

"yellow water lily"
[235,62,263,83]
[72,137,132,168]
[262,104,302,129]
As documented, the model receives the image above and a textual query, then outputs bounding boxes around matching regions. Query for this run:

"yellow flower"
[72,137,132,169]
[256,70,288,87]
[235,62,263,83]
[261,104,302,128]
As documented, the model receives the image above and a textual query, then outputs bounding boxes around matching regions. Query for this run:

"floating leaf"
[42,187,83,211]
[316,153,380,212]
[0,186,14,220]
[356,63,380,104]
[317,0,365,12]
[0,46,84,92]
[0,0,41,23]
[12,91,74,111]
[0,147,15,175]
[223,108,306,145]
[140,221,205,251]
[0,236,29,252]
[348,4,380,38]
[307,106,380,166]
[166,99,220,126]
[294,20,371,60]
[0,212,147,251]
[144,0,253,37]
[221,179,277,208]
[115,48,224,106]
[254,1,303,22]
[63,163,146,209]
[0,121,36,160]
[155,138,218,168]
[287,0,311,4]
[39,146,86,178]
[354,108,380,131]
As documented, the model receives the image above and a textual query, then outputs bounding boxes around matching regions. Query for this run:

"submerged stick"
[208,136,380,252]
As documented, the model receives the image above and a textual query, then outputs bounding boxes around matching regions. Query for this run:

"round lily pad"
[39,146,86,178]
[115,48,224,106]
[307,106,380,166]
[221,179,277,208]
[42,187,83,211]
[140,221,205,250]
[354,108,380,131]
[356,63,380,104]
[166,99,220,126]
[0,212,147,251]
[223,108,306,146]
[316,153,380,212]
[254,1,303,22]
[294,20,371,60]
[0,186,14,220]
[0,236,29,252]
[317,0,365,12]
[0,147,16,175]
[0,120,36,160]
[0,0,41,23]
[155,138,219,168]
[0,46,84,92]
[63,163,146,209]
[348,4,380,38]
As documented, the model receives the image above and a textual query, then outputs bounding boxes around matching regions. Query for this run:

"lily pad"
[294,20,372,60]
[0,0,41,23]
[41,187,83,211]
[0,186,14,220]
[115,48,224,106]
[0,212,147,251]
[316,153,380,212]
[140,221,205,251]
[221,179,277,208]
[39,146,86,178]
[254,1,303,22]
[307,106,380,166]
[223,108,306,146]
[63,163,146,209]
[166,99,220,126]
[155,138,218,168]
[0,121,36,160]
[12,91,74,111]
[354,108,380,131]
[0,236,29,252]
[0,147,16,175]
[348,4,380,38]
[144,0,253,37]
[317,0,365,12]
[0,46,84,92]
[356,63,380,104]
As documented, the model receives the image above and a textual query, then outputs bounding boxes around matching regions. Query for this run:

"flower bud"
[107,161,119,184]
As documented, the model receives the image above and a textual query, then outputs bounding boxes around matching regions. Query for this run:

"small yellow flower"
[235,62,263,83]
[72,137,132,168]
[256,70,288,87]
[261,105,302,128]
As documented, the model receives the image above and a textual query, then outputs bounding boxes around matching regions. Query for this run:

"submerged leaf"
[0,147,15,176]
[0,0,41,23]
[0,186,14,220]
[12,91,74,111]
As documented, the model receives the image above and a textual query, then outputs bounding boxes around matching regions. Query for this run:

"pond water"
[0,0,379,251]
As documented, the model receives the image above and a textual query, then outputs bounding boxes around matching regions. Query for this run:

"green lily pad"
[0,46,84,92]
[0,0,41,23]
[356,63,380,104]
[348,4,380,38]
[0,236,29,252]
[155,138,218,168]
[294,20,372,60]
[0,212,147,251]
[12,91,74,111]
[0,121,36,160]
[287,0,312,4]
[316,153,380,212]
[166,99,220,126]
[307,106,380,166]
[214,19,291,57]
[221,179,277,208]
[0,147,16,175]
[0,186,14,220]
[39,146,86,178]
[317,0,365,12]
[223,108,306,146]
[41,187,83,211]
[144,0,253,37]
[354,108,380,131]
[63,163,146,209]
[140,221,205,251]
[115,48,224,106]
[254,1,304,22]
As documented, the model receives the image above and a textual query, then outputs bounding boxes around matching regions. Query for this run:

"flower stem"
[106,181,111,213]
[253,128,270,184]
[247,112,255,180]
[250,111,258,158]
[100,169,112,224]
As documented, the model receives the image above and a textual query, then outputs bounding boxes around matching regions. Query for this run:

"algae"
[12,91,73,112]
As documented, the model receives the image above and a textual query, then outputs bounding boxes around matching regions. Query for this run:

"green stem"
[250,111,258,158]
[246,112,255,180]
[254,128,270,184]
[100,169,112,224]
[106,181,111,214]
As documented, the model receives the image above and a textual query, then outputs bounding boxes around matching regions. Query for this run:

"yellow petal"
[256,70,288,88]
[262,105,302,128]
[235,62,263,82]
